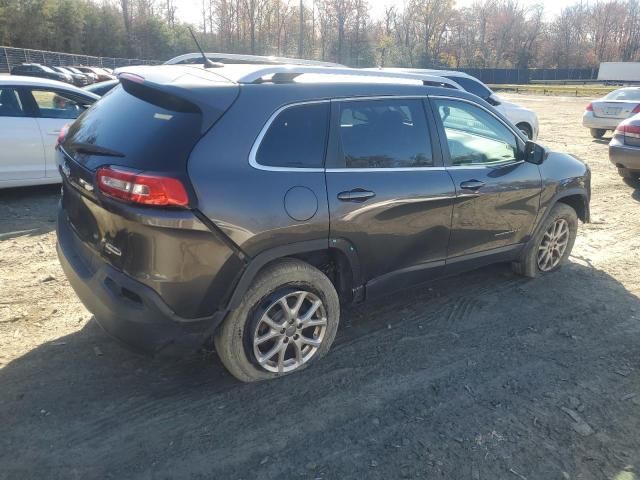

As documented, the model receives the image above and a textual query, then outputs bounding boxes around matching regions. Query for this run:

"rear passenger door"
[325,97,456,294]
[26,88,91,178]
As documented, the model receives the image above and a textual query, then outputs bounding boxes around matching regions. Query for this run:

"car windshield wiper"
[69,142,125,158]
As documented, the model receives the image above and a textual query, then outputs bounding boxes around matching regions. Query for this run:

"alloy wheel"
[252,291,327,373]
[537,218,569,271]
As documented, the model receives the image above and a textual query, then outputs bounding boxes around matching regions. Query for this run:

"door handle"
[337,189,376,202]
[459,180,485,190]
[48,130,61,135]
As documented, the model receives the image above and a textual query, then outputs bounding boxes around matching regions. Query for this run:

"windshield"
[41,66,56,73]
[604,88,640,101]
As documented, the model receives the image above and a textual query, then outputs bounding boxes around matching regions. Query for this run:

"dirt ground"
[1,94,640,480]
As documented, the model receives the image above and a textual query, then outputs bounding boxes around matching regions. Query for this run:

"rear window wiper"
[69,142,125,157]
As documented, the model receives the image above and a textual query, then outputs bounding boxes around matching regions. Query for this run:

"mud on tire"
[512,203,578,278]
[214,258,340,382]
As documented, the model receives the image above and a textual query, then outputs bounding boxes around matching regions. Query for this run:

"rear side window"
[256,102,329,168]
[30,89,88,119]
[338,98,433,168]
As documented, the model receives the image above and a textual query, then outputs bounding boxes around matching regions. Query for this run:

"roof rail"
[164,52,343,68]
[233,65,462,89]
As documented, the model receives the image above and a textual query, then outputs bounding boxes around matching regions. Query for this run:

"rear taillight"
[632,104,640,114]
[614,124,640,137]
[56,124,70,148]
[585,103,593,111]
[96,166,189,207]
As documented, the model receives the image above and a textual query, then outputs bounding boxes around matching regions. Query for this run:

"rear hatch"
[592,101,638,119]
[57,66,241,317]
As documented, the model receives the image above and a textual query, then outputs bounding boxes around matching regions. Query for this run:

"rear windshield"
[446,76,492,100]
[604,88,640,101]
[64,85,202,173]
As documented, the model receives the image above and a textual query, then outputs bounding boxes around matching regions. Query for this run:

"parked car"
[367,68,540,139]
[52,66,89,87]
[0,76,98,189]
[74,66,114,82]
[583,87,640,138]
[56,64,590,382]
[609,113,640,179]
[66,66,97,84]
[11,63,72,84]
[83,79,119,96]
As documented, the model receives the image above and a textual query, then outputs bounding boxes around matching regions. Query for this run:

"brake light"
[96,166,189,207]
[585,103,593,111]
[632,104,640,114]
[56,124,70,148]
[118,72,145,84]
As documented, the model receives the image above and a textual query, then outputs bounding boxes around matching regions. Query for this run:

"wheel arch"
[225,238,362,311]
[556,192,589,223]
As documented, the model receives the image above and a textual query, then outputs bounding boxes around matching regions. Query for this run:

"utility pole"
[298,0,304,58]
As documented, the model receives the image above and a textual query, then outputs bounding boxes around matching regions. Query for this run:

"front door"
[0,87,44,183]
[431,97,542,259]
[325,97,456,293]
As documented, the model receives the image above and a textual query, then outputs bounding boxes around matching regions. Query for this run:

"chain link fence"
[0,46,160,74]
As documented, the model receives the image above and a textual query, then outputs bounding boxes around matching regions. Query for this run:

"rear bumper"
[57,208,225,356]
[582,111,622,130]
[609,142,640,171]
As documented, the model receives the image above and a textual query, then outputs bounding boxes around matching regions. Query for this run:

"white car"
[0,76,98,189]
[583,87,640,139]
[367,68,540,140]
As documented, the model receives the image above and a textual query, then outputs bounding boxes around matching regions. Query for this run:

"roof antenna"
[187,27,222,68]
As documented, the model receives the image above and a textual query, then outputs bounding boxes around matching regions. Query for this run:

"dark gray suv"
[56,64,590,382]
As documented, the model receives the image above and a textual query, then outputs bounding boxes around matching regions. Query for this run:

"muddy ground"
[1,94,639,480]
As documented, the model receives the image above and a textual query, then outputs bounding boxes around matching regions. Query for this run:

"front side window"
[435,99,518,166]
[0,88,25,117]
[256,102,329,168]
[338,98,433,168]
[29,89,88,119]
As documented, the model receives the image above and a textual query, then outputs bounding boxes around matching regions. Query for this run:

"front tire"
[214,259,340,382]
[512,203,578,278]
[590,128,606,139]
[516,123,533,139]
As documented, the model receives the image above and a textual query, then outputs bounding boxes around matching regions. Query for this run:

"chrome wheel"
[252,291,327,374]
[537,218,569,271]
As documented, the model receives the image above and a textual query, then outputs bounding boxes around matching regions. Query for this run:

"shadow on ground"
[1,262,640,479]
[0,185,60,239]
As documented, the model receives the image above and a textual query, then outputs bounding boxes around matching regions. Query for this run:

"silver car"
[583,87,640,138]
[609,113,640,179]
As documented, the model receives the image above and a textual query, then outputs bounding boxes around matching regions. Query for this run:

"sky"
[175,0,577,27]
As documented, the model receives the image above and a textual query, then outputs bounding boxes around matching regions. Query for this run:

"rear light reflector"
[585,103,593,111]
[96,166,189,207]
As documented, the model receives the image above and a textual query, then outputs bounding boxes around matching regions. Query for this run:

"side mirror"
[524,140,546,165]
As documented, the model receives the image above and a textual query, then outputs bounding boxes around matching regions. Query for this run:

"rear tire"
[214,259,340,382]
[590,128,606,139]
[618,167,639,179]
[512,203,578,278]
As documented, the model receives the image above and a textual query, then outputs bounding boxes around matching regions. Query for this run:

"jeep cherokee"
[56,64,590,382]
